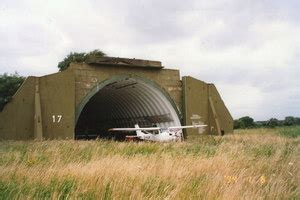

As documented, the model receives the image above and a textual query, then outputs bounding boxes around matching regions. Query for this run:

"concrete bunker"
[75,76,181,139]
[0,56,233,140]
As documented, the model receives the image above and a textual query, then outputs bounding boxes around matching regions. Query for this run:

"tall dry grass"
[0,128,299,199]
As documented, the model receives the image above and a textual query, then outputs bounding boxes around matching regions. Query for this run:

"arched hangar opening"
[75,76,181,140]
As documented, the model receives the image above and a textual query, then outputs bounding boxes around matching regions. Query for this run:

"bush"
[295,117,300,125]
[267,118,279,128]
[284,116,296,126]
[58,49,106,71]
[234,116,255,129]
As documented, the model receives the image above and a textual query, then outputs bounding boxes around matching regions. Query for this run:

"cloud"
[0,0,299,120]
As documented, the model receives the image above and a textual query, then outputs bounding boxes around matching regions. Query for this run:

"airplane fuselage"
[136,129,182,142]
[109,124,207,142]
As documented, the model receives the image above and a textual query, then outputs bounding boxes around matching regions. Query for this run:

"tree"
[254,121,266,128]
[267,118,279,128]
[238,116,255,128]
[58,49,106,71]
[0,72,25,111]
[295,117,300,125]
[233,116,255,129]
[234,119,244,129]
[284,116,295,126]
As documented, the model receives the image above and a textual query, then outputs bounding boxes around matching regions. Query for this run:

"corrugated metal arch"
[75,75,182,136]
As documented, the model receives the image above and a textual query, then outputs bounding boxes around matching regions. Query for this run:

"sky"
[0,0,299,120]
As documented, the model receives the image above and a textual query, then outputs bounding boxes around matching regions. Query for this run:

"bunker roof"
[85,56,163,69]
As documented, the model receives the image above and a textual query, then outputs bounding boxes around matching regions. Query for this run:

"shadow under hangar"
[0,56,233,140]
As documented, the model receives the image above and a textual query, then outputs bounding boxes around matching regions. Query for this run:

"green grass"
[277,126,300,138]
[0,128,299,199]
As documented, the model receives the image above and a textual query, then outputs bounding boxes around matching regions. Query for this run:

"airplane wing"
[168,125,207,129]
[108,127,161,132]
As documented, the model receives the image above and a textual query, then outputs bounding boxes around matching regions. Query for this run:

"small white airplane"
[108,124,207,142]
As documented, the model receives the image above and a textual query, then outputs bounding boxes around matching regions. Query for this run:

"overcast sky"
[0,0,299,120]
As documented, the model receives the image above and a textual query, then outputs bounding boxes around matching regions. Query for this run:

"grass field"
[0,127,299,199]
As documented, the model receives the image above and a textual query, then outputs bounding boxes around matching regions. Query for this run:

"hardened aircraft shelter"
[0,56,233,140]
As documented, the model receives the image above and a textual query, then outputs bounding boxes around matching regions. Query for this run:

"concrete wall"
[39,70,75,139]
[0,70,75,140]
[208,84,233,134]
[0,77,35,140]
[182,76,233,138]
[182,76,210,137]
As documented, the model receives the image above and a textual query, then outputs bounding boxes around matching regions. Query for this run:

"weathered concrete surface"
[182,76,233,137]
[0,56,233,140]
[39,70,75,139]
[86,56,163,69]
[208,84,233,135]
[0,77,35,139]
[182,76,210,136]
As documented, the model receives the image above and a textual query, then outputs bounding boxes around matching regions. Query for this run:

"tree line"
[234,116,300,129]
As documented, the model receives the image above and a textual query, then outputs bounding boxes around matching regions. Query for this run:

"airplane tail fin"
[134,124,143,137]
